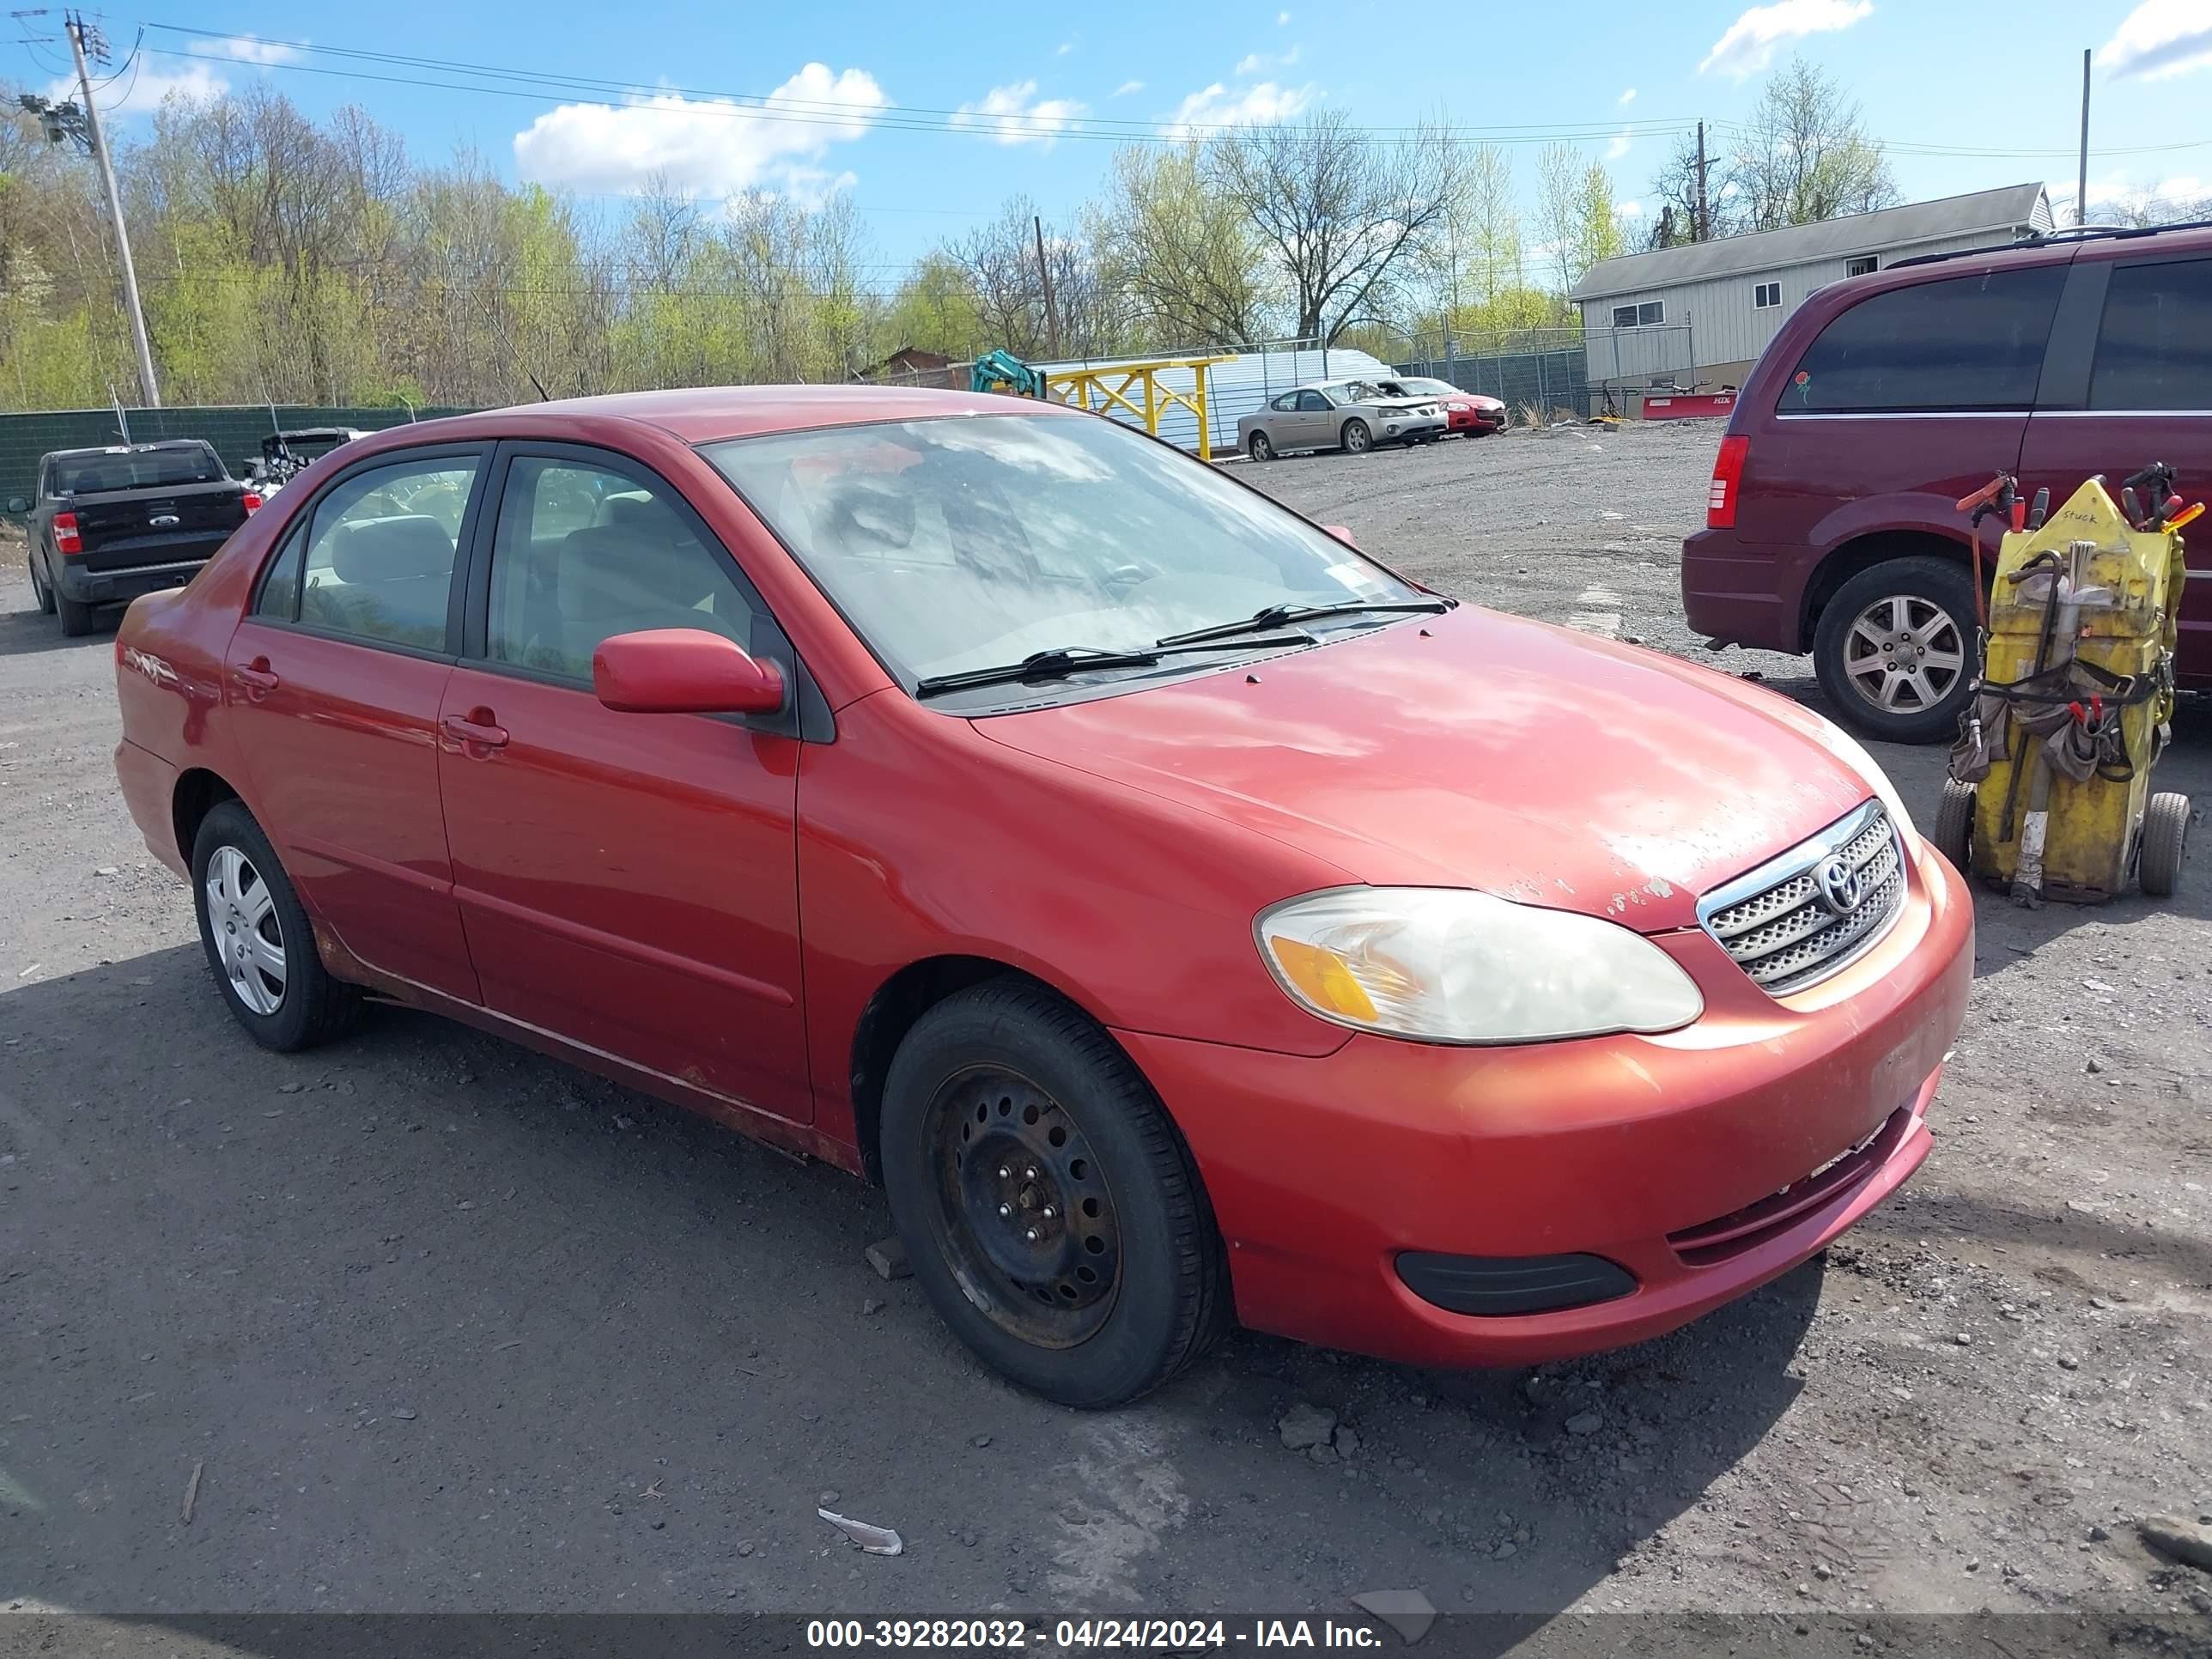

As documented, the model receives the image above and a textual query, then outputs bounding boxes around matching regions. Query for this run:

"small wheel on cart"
[2140,791,2191,897]
[1933,777,1976,876]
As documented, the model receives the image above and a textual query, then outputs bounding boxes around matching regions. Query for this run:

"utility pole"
[66,10,159,407]
[1033,214,1061,360]
[1694,120,1711,243]
[2075,47,2092,228]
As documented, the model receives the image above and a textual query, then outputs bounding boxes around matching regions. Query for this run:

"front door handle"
[441,710,509,750]
[234,657,278,696]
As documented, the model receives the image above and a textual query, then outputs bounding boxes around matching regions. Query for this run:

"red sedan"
[1382,377,1508,435]
[112,387,1972,1407]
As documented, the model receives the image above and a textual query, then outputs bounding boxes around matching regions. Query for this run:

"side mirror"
[5,496,27,515]
[1323,524,1358,548]
[592,629,787,717]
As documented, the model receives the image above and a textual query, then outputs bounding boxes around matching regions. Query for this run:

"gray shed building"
[1568,183,2054,398]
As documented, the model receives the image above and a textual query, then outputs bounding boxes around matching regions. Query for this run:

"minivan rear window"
[2090,258,2212,411]
[1781,266,2065,413]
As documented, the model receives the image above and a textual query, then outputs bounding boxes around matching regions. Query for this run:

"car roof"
[368,384,1079,449]
[43,440,212,461]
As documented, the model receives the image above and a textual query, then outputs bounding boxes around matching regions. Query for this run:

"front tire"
[1340,418,1372,456]
[880,981,1227,1408]
[1248,431,1275,462]
[191,800,359,1050]
[1813,557,1977,744]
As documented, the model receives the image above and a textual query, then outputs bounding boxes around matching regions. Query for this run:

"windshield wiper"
[914,635,1315,699]
[1154,597,1450,647]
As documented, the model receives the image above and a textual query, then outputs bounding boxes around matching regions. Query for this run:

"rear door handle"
[234,658,278,696]
[441,711,509,750]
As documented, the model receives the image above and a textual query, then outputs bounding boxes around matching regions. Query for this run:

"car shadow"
[0,594,108,657]
[1,944,1818,1632]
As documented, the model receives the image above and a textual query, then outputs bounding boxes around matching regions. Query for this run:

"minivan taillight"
[1706,435,1750,529]
[52,511,82,555]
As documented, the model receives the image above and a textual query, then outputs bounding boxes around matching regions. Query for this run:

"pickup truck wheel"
[191,801,359,1050]
[1813,558,1977,744]
[54,588,97,636]
[880,980,1227,1407]
[28,555,55,615]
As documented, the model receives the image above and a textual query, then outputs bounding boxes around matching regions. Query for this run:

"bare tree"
[1725,56,1898,233]
[1092,142,1267,345]
[1207,109,1467,343]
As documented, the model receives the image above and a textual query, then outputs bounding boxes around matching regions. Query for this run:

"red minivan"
[1685,220,2212,743]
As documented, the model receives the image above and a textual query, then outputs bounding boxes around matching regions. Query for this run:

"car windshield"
[1400,379,1455,398]
[702,413,1420,687]
[54,445,225,492]
[1323,382,1382,406]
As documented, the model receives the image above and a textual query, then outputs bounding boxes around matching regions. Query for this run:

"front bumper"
[57,556,212,608]
[1118,832,1972,1369]
[1447,408,1505,434]
[1378,414,1449,442]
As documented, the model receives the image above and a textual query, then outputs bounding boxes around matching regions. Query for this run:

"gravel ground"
[2,423,2208,1650]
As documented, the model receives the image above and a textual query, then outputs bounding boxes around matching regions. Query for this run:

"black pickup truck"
[9,440,259,635]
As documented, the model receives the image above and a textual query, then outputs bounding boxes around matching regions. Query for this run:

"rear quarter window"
[1780,265,2066,413]
[2089,257,2212,411]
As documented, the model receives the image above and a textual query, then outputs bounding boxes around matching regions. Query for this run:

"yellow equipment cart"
[1937,469,2193,903]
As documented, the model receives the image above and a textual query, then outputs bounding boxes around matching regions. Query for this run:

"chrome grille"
[1698,801,1906,995]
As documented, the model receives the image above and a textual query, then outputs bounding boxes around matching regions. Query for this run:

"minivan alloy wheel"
[1841,594,1966,714]
[204,843,287,1015]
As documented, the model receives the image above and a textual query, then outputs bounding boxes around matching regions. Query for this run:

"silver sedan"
[1237,380,1448,461]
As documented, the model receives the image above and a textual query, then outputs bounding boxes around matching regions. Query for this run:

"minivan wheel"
[1814,557,1977,744]
[879,980,1227,1408]
[191,801,359,1050]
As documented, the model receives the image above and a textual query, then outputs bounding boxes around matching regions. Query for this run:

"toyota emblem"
[1814,854,1865,916]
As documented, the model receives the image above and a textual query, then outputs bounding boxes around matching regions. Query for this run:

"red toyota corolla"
[112,387,1972,1407]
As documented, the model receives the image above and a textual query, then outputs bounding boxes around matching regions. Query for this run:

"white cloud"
[1616,198,1645,216]
[1617,86,1637,106]
[2081,171,2207,207]
[1056,40,1073,56]
[207,34,302,64]
[1606,126,1632,160]
[513,62,888,198]
[1235,46,1301,76]
[951,79,1086,146]
[1114,79,1145,97]
[57,59,228,118]
[1164,80,1314,135]
[2101,2,2212,81]
[1278,9,1291,22]
[1700,0,1873,79]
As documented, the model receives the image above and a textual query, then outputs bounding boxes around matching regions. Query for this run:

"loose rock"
[1279,1402,1337,1451]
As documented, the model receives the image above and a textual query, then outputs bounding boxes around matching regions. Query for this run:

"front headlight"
[1256,887,1704,1045]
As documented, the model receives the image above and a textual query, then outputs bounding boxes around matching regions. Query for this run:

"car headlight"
[1256,887,1704,1044]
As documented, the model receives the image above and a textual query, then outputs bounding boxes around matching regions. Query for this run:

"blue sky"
[23,1,2212,269]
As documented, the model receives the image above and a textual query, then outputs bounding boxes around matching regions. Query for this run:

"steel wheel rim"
[205,844,286,1016]
[1842,594,1966,714]
[922,1066,1121,1349]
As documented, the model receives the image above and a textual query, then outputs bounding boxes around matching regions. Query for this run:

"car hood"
[972,605,1878,933]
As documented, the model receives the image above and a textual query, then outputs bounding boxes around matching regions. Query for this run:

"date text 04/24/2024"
[805,1619,1387,1649]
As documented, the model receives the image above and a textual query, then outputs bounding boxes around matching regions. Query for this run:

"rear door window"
[2088,258,2212,411]
[1783,266,2066,413]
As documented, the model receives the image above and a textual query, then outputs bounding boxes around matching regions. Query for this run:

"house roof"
[1569,183,2051,301]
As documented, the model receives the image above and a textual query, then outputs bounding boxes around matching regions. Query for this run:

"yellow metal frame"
[1041,355,1237,461]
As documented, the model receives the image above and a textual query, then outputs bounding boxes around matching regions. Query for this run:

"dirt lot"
[2,423,2209,1649]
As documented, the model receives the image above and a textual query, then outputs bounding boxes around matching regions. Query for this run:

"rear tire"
[1813,557,1977,744]
[1248,431,1274,462]
[1934,777,1976,876]
[28,555,56,615]
[879,980,1227,1408]
[2140,792,2190,897]
[191,800,361,1051]
[55,587,97,636]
